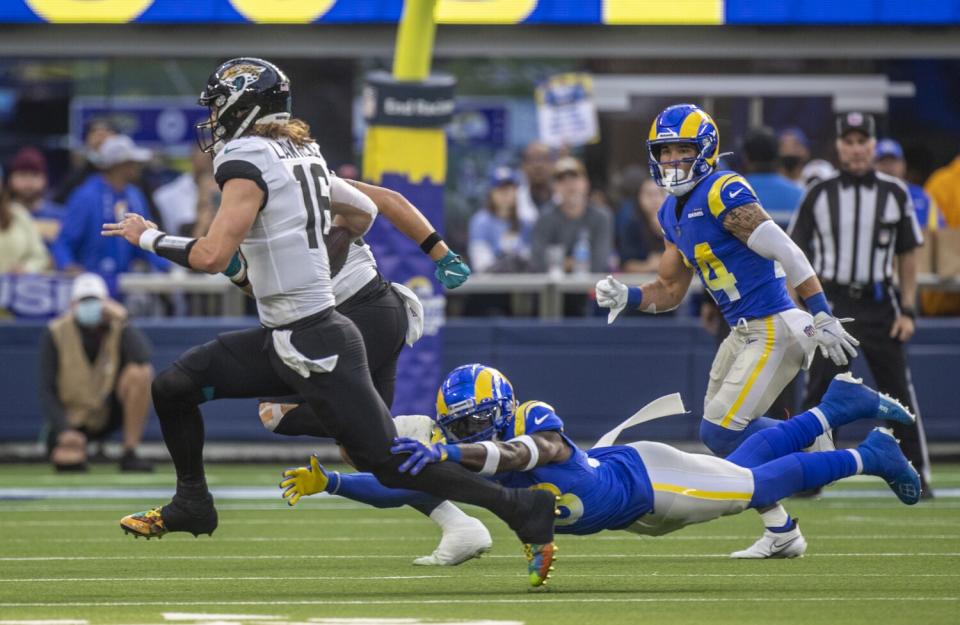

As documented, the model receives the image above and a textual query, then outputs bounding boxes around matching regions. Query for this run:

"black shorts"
[171,306,398,470]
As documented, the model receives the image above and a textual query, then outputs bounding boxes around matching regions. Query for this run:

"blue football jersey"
[496,401,654,536]
[658,170,795,326]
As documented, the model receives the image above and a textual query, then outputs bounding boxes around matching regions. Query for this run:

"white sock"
[760,505,790,529]
[809,407,831,434]
[848,449,864,474]
[428,501,472,530]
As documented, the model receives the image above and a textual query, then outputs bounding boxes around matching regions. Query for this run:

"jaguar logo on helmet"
[220,63,267,93]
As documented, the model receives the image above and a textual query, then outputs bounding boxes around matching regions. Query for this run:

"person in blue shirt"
[594,104,860,559]
[875,138,946,231]
[279,364,920,586]
[52,135,168,280]
[467,166,532,273]
[741,127,804,228]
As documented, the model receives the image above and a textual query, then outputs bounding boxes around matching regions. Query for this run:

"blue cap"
[489,166,518,187]
[778,126,810,149]
[875,138,904,161]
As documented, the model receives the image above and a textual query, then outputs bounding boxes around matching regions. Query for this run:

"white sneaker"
[412,517,493,566]
[730,523,807,559]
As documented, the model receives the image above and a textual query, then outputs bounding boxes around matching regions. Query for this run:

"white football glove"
[595,275,628,324]
[813,311,859,366]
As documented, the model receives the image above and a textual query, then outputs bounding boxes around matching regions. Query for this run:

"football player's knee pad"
[699,419,746,458]
[151,366,204,408]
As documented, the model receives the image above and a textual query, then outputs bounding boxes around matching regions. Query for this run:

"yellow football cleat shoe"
[120,508,168,539]
[524,542,557,588]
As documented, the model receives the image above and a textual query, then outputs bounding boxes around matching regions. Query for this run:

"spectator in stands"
[530,156,612,274]
[6,147,64,248]
[152,147,218,238]
[923,146,960,228]
[618,177,666,272]
[742,127,803,228]
[516,141,556,225]
[52,135,168,278]
[876,139,945,231]
[0,167,51,274]
[778,127,811,184]
[468,166,532,273]
[39,273,154,472]
[55,118,117,205]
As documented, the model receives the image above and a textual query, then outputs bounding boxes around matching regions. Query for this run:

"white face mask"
[75,299,104,327]
[660,165,696,197]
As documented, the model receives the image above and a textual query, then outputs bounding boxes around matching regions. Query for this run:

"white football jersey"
[332,238,378,303]
[213,135,336,327]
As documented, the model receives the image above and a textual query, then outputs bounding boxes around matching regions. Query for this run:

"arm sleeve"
[38,329,67,434]
[894,183,923,254]
[590,209,613,273]
[747,220,816,288]
[329,177,378,218]
[120,325,152,364]
[333,472,443,509]
[787,184,819,257]
[707,174,760,222]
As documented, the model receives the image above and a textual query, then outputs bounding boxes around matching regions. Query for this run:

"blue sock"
[700,417,780,459]
[727,411,826,469]
[332,472,443,510]
[750,450,858,508]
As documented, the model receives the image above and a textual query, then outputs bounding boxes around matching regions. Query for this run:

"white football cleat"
[730,522,807,559]
[413,517,493,566]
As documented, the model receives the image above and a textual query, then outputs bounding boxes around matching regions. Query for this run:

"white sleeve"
[330,177,378,220]
[747,219,816,287]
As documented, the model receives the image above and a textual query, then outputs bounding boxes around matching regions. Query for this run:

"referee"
[788,112,932,496]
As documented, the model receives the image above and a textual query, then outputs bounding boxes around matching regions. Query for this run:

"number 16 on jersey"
[292,163,332,249]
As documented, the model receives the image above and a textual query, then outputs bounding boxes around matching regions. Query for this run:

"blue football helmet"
[647,103,720,197]
[436,364,516,443]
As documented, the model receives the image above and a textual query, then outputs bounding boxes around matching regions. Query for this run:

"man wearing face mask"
[38,273,154,472]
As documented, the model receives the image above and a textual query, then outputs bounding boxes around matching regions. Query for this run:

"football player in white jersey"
[102,58,558,585]
[257,181,493,567]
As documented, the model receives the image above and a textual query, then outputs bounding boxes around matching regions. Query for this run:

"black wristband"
[155,234,198,269]
[901,308,916,320]
[419,231,443,255]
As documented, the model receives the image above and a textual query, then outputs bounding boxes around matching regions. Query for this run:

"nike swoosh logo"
[729,188,744,198]
[533,415,548,425]
[224,146,240,154]
[444,269,464,277]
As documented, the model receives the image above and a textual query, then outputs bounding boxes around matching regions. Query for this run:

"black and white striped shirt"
[788,170,923,286]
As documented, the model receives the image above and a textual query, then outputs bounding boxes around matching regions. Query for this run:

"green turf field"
[0,463,957,625]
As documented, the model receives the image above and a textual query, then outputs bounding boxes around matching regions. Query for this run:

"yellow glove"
[279,454,329,506]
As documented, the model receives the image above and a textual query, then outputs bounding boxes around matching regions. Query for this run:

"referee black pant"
[801,287,930,482]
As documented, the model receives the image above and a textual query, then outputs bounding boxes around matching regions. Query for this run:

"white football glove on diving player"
[595,275,629,324]
[812,312,859,366]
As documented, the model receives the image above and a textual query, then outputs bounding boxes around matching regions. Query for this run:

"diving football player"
[596,104,860,557]
[280,363,921,585]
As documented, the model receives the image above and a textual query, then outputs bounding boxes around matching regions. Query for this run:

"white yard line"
[0,553,957,562]
[0,598,956,608]
[1,573,958,583]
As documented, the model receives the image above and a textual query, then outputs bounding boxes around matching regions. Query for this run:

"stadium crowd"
[1,116,958,317]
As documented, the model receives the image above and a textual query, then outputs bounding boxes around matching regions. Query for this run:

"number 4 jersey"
[214,135,336,327]
[657,170,795,326]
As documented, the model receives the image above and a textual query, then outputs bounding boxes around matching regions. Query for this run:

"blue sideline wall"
[1,318,956,444]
